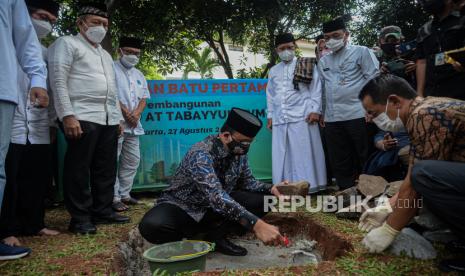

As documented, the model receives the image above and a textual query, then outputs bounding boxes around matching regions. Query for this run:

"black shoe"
[68,221,97,235]
[214,238,248,256]
[93,214,130,225]
[438,258,465,273]
[446,240,465,254]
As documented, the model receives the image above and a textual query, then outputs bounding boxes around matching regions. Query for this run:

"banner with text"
[134,79,271,189]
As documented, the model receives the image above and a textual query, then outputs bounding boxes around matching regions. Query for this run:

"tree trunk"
[205,33,234,79]
[218,31,234,79]
[101,0,122,54]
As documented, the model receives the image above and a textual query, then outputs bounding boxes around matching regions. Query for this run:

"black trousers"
[139,191,268,244]
[61,121,118,223]
[412,160,465,239]
[0,143,51,238]
[324,118,368,189]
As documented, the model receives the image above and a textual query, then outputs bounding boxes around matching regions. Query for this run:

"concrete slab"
[205,237,321,271]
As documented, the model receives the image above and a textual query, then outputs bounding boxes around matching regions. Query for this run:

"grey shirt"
[318,44,379,122]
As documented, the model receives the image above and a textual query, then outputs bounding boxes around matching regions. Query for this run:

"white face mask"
[121,54,140,68]
[326,38,345,52]
[32,18,52,39]
[372,101,406,133]
[278,49,295,62]
[83,23,107,44]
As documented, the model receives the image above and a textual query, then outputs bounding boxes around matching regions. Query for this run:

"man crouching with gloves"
[358,74,465,272]
[139,108,286,256]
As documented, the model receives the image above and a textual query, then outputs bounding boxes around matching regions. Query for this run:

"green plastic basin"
[143,240,214,275]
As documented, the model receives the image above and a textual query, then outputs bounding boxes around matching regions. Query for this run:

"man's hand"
[362,222,399,253]
[253,219,283,246]
[63,115,83,139]
[306,113,320,124]
[380,62,390,74]
[30,87,49,108]
[271,180,289,198]
[319,115,325,128]
[267,119,272,131]
[119,123,124,137]
[404,61,416,74]
[128,111,141,128]
[381,133,398,151]
[452,61,465,72]
[358,198,393,232]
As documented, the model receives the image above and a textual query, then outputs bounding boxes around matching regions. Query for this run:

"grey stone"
[334,186,359,209]
[276,181,309,196]
[414,207,448,231]
[423,229,459,244]
[389,228,437,260]
[356,174,388,198]
[385,181,403,197]
[118,227,152,276]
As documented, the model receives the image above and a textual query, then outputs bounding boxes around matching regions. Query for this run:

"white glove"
[358,197,393,232]
[362,222,399,253]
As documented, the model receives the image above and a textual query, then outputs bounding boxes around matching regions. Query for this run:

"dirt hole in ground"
[117,212,353,275]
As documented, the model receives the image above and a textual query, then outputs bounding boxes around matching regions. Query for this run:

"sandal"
[121,197,139,205]
[112,201,129,212]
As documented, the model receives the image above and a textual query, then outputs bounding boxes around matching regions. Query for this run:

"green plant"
[183,48,220,79]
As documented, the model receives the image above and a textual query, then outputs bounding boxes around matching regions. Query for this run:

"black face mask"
[227,137,251,156]
[420,0,446,15]
[380,43,398,57]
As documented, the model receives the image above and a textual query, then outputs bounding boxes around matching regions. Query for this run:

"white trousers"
[114,133,140,201]
[272,121,327,193]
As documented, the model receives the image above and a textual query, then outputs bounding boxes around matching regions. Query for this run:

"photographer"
[416,0,465,100]
[378,26,417,87]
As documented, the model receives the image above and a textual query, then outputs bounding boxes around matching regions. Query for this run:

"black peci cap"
[119,36,143,49]
[223,108,263,138]
[78,2,108,18]
[322,17,346,33]
[25,0,60,17]
[275,33,295,47]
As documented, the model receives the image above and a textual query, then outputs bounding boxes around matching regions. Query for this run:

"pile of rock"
[332,175,457,260]
[332,175,402,219]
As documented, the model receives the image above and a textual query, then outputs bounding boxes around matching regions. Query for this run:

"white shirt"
[114,60,150,135]
[48,33,122,126]
[318,44,379,122]
[0,0,47,104]
[266,57,322,126]
[11,46,56,145]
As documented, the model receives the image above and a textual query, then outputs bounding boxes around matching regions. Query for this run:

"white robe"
[266,58,327,193]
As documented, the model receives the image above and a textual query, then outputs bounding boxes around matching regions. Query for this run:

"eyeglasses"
[231,136,252,147]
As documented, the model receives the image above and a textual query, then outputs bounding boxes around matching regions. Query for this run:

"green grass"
[0,197,451,275]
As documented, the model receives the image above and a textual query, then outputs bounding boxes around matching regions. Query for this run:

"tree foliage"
[54,0,355,79]
[52,0,431,79]
[351,0,430,46]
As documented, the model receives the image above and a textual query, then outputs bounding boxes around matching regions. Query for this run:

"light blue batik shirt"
[318,44,379,122]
